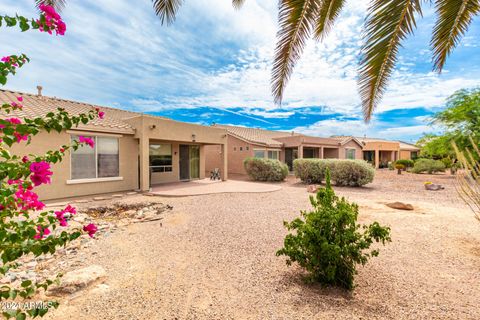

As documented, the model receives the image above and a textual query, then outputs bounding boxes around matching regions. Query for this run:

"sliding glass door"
[179,145,200,180]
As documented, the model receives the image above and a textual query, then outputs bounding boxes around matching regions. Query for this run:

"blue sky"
[1,0,479,143]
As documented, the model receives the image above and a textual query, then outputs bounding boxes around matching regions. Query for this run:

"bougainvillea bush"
[1,5,100,319]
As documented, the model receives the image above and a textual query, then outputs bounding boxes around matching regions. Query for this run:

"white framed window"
[254,150,265,158]
[345,148,356,160]
[268,150,280,160]
[149,144,173,173]
[71,135,120,179]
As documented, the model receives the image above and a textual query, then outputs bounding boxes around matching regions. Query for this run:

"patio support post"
[375,149,380,169]
[139,136,150,191]
[298,145,303,159]
[221,143,228,181]
[320,146,324,159]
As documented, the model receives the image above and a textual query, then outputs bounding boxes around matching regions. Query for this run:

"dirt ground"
[47,170,480,319]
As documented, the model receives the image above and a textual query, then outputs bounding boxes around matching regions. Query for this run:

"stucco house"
[2,89,228,200]
[205,125,364,175]
[333,136,420,168]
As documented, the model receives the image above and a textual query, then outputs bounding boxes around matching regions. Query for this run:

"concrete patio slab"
[150,179,281,197]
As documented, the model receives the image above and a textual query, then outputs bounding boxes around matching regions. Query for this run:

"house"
[2,89,228,200]
[334,136,420,168]
[205,125,364,174]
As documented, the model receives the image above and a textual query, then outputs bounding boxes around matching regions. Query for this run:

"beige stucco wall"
[363,141,400,151]
[323,148,339,159]
[339,140,362,159]
[400,150,414,160]
[9,130,139,201]
[222,135,255,175]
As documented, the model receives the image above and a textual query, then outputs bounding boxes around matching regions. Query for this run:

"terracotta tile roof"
[0,89,143,134]
[398,141,420,151]
[333,136,419,150]
[213,124,297,147]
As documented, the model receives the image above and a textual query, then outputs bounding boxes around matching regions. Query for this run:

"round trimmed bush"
[293,159,333,183]
[244,157,288,181]
[331,160,375,186]
[395,159,414,168]
[411,159,445,174]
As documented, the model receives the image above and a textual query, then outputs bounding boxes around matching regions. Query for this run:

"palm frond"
[431,0,480,72]
[314,0,346,40]
[358,0,423,121]
[35,0,66,11]
[233,0,246,10]
[153,0,184,25]
[271,0,321,105]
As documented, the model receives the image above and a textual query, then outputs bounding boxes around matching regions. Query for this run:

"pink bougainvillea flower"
[6,117,21,125]
[14,132,28,143]
[55,211,68,227]
[29,161,53,186]
[64,204,76,215]
[17,96,23,102]
[79,136,95,148]
[34,225,51,240]
[1,56,10,63]
[98,111,105,119]
[38,4,66,36]
[15,186,45,211]
[22,156,29,163]
[60,148,65,153]
[83,223,97,238]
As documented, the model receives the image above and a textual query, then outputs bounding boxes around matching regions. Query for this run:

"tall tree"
[40,0,480,121]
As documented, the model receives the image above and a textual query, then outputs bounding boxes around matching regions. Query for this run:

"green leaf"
[21,280,32,288]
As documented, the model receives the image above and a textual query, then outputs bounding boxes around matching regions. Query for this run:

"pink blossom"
[79,136,95,148]
[38,5,66,36]
[60,148,65,153]
[98,111,105,119]
[55,210,68,227]
[83,224,97,238]
[22,156,29,163]
[17,96,23,102]
[14,132,28,143]
[64,204,76,215]
[30,161,53,186]
[15,186,45,211]
[1,56,10,63]
[34,225,51,240]
[6,117,21,125]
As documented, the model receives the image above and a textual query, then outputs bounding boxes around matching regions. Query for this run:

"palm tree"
[40,0,480,121]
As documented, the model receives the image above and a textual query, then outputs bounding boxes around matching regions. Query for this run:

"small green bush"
[411,159,446,174]
[276,169,391,290]
[293,159,374,187]
[244,157,288,181]
[331,160,375,186]
[441,157,453,168]
[395,159,414,168]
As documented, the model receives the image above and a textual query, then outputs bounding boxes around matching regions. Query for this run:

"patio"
[150,178,282,197]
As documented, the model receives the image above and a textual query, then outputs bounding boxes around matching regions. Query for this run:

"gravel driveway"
[48,171,480,319]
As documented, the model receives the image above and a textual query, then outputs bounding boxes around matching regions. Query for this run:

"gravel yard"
[47,170,480,319]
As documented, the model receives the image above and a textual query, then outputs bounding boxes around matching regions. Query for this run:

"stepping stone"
[386,202,414,211]
[112,194,124,198]
[75,199,91,204]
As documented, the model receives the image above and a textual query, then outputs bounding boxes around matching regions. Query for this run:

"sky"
[1,0,479,143]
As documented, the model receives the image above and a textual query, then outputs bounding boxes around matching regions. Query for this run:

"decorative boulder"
[47,265,106,296]
[307,185,319,193]
[386,202,414,211]
[425,183,444,191]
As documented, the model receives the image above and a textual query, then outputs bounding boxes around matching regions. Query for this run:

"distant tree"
[418,88,480,159]
[41,0,480,121]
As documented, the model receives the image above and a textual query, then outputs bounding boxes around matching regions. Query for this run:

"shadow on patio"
[150,178,282,197]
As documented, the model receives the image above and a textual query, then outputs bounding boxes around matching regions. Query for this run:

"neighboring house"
[2,89,228,200]
[334,136,421,168]
[205,125,364,175]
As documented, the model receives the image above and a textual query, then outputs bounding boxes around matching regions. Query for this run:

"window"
[71,135,119,179]
[411,151,418,160]
[345,149,356,160]
[149,144,173,173]
[254,150,265,158]
[240,147,243,151]
[246,146,249,151]
[268,150,279,160]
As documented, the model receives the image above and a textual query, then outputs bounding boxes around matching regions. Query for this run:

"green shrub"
[441,157,453,168]
[276,169,391,290]
[331,160,375,186]
[395,159,414,168]
[293,159,333,183]
[244,157,288,181]
[411,159,446,174]
[293,159,374,187]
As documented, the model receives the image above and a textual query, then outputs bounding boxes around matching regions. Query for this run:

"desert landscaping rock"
[43,170,480,320]
[425,183,445,191]
[47,265,107,296]
[386,202,414,210]
[306,185,318,193]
